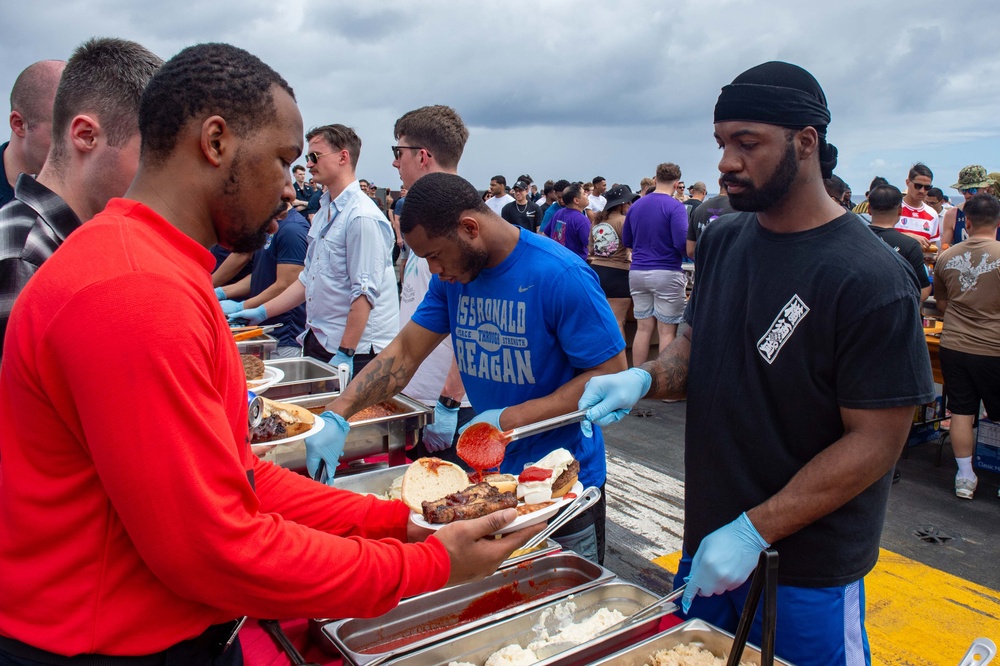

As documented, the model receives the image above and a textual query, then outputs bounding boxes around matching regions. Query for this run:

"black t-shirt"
[869,225,931,289]
[501,200,543,233]
[686,194,735,244]
[684,212,934,587]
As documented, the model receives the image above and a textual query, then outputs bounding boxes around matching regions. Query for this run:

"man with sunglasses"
[940,165,996,250]
[228,124,399,382]
[895,162,939,250]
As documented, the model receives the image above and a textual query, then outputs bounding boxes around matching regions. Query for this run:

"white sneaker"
[955,476,978,499]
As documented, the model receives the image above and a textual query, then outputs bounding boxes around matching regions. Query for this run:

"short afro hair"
[399,172,489,239]
[867,184,902,213]
[138,43,294,166]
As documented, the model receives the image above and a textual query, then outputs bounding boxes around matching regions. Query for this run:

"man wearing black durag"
[579,62,934,665]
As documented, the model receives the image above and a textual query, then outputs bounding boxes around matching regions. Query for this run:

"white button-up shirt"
[299,180,399,354]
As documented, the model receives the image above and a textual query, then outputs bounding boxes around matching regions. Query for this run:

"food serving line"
[237,353,787,666]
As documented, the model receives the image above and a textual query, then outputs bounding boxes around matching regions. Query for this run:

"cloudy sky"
[4,0,1000,199]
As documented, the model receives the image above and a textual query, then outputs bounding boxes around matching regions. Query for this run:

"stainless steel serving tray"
[384,581,673,666]
[590,618,793,665]
[258,393,430,470]
[321,551,614,666]
[236,333,278,359]
[262,357,340,400]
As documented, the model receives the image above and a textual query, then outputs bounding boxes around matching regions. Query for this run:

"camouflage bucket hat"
[951,165,991,190]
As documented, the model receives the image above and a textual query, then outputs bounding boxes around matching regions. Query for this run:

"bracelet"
[438,395,461,410]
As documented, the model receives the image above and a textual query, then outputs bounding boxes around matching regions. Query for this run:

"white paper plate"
[246,365,284,394]
[250,412,325,456]
[409,481,584,535]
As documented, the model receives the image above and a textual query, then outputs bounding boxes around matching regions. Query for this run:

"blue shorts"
[674,553,871,666]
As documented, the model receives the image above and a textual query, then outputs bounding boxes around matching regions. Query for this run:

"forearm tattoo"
[641,343,689,400]
[344,355,409,414]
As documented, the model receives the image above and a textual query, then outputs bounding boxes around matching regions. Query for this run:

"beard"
[458,236,490,282]
[723,140,799,212]
[219,151,286,253]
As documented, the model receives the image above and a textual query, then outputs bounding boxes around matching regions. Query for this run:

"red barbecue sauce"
[518,466,553,483]
[456,422,506,481]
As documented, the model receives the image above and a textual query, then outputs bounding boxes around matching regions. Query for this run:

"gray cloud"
[2,0,1000,195]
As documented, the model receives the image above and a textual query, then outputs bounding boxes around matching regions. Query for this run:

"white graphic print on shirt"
[454,295,535,384]
[757,295,810,364]
[945,251,1000,292]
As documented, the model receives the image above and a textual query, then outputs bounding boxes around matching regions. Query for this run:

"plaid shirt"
[0,173,82,357]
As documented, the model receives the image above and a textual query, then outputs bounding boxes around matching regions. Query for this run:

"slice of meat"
[422,482,517,524]
[241,354,266,381]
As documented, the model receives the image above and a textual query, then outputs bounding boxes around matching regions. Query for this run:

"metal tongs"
[231,323,283,341]
[501,408,590,444]
[519,485,602,552]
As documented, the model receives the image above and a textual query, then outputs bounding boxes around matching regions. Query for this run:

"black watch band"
[438,395,461,410]
[337,346,356,357]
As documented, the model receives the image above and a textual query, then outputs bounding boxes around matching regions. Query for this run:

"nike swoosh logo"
[519,285,534,292]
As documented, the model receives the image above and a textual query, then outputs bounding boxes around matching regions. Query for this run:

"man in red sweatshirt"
[0,43,539,665]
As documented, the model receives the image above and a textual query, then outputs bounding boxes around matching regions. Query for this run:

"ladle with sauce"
[456,408,590,474]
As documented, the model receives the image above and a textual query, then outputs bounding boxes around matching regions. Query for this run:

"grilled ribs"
[422,482,518,524]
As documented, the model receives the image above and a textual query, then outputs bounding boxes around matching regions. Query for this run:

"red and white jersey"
[895,201,940,242]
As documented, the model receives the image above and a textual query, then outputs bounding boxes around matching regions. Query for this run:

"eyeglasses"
[306,151,333,164]
[391,145,424,159]
[910,182,932,191]
[961,187,980,195]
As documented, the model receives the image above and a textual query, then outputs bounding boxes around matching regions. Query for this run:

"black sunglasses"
[391,145,424,159]
[910,182,932,191]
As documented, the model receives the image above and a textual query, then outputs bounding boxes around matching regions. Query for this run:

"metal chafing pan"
[384,581,673,666]
[262,357,340,400]
[589,618,793,665]
[236,333,278,359]
[258,393,430,470]
[320,551,614,666]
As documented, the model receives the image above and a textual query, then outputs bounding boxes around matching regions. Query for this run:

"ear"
[69,115,100,153]
[339,149,350,166]
[9,111,26,137]
[795,127,819,160]
[458,214,481,240]
[199,115,229,167]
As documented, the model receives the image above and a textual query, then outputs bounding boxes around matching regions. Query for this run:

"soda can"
[247,391,264,429]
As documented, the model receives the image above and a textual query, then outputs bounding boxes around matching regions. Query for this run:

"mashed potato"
[646,643,753,666]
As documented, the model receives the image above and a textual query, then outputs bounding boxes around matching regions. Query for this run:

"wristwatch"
[438,395,461,410]
[337,346,356,357]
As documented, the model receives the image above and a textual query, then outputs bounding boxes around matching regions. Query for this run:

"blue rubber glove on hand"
[424,402,460,452]
[219,299,245,316]
[227,304,268,326]
[681,512,770,613]
[330,351,354,380]
[458,408,506,434]
[305,411,350,485]
[578,368,652,427]
[214,287,226,300]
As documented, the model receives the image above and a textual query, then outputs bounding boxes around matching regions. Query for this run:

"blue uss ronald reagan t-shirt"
[411,228,624,488]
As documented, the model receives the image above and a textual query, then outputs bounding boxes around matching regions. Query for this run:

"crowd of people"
[0,36,993,666]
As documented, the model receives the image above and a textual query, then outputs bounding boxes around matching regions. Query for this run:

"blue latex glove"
[424,402,459,452]
[305,411,350,485]
[578,368,652,427]
[681,512,770,613]
[330,351,354,380]
[458,408,506,434]
[214,287,226,300]
[227,304,268,326]
[219,299,245,316]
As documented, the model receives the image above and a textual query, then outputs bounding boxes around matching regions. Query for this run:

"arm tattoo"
[344,355,410,414]
[641,335,690,399]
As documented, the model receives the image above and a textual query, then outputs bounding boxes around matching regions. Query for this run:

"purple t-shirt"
[622,193,688,271]
[545,207,590,263]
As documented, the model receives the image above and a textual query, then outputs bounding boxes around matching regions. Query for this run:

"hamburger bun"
[261,397,314,438]
[483,473,518,495]
[550,459,580,498]
[401,458,470,513]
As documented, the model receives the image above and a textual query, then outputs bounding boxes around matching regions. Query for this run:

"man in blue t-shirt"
[308,173,626,563]
[216,204,310,356]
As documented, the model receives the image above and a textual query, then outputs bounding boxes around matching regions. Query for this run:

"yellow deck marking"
[652,549,1000,665]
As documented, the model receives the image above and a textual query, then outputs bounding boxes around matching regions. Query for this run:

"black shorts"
[939,346,1000,417]
[591,264,630,299]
